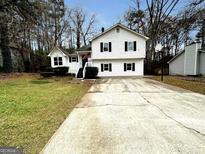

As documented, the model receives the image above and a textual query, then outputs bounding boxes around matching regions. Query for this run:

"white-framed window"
[128,42,134,51]
[71,57,77,62]
[54,57,63,66]
[126,63,132,71]
[101,63,112,72]
[103,43,109,51]
[125,41,136,51]
[104,64,109,71]
[124,63,135,71]
[100,42,112,52]
[69,56,78,63]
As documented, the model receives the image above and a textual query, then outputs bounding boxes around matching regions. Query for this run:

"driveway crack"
[139,93,205,137]
[75,104,148,108]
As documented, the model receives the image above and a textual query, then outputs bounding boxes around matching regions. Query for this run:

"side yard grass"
[0,74,91,153]
[150,76,205,95]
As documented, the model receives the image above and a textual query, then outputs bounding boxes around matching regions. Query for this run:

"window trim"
[103,64,109,71]
[103,43,109,52]
[128,41,134,51]
[54,57,63,66]
[125,41,137,52]
[71,56,77,62]
[126,63,132,71]
[124,63,135,72]
[101,63,112,72]
[101,42,111,52]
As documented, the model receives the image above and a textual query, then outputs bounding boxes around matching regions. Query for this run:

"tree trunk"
[0,23,13,73]
[76,28,81,49]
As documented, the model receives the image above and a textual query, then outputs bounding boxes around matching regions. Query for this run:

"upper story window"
[54,57,63,66]
[104,43,109,51]
[125,41,137,52]
[128,42,134,51]
[100,42,112,52]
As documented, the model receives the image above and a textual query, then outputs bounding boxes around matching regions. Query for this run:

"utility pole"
[155,43,164,81]
[161,50,164,82]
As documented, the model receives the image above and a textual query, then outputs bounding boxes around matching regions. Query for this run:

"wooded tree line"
[124,0,205,72]
[0,0,96,73]
[0,0,204,74]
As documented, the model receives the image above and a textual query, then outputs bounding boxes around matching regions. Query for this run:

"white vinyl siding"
[92,27,146,59]
[94,59,143,77]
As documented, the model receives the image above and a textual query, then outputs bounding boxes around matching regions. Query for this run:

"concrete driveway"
[41,78,205,154]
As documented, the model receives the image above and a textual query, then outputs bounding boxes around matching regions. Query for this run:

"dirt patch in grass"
[150,76,205,95]
[0,74,92,153]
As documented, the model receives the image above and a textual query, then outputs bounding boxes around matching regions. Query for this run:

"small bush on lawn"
[84,67,98,79]
[53,67,69,76]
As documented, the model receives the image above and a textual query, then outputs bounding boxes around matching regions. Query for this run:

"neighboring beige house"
[168,42,205,76]
[48,23,149,77]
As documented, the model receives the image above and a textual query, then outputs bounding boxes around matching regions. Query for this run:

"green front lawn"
[150,76,205,95]
[0,74,91,153]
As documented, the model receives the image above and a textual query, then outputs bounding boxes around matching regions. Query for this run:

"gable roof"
[48,46,91,57]
[167,50,185,63]
[48,46,75,57]
[91,23,149,41]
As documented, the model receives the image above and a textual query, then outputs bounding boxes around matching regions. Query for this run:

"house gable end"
[91,23,149,42]
[48,47,67,57]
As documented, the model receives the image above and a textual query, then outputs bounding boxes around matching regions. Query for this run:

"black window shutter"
[109,63,112,72]
[100,42,103,52]
[124,63,127,71]
[69,57,71,63]
[134,41,136,51]
[101,64,104,72]
[125,41,127,51]
[76,56,78,62]
[132,63,135,71]
[109,42,112,52]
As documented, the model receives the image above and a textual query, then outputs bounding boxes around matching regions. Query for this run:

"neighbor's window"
[54,57,63,66]
[103,43,109,51]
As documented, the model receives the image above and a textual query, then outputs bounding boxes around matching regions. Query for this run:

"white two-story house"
[48,23,149,77]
